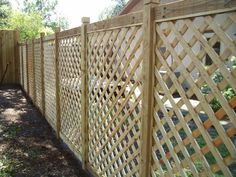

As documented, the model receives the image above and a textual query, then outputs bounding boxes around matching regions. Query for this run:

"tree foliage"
[8,11,53,40]
[0,0,68,40]
[22,0,68,30]
[0,0,11,28]
[99,0,127,20]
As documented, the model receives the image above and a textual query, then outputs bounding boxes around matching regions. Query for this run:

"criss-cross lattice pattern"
[151,12,236,176]
[19,46,23,86]
[44,39,56,129]
[34,42,42,111]
[22,45,28,92]
[87,26,143,176]
[58,35,83,158]
[27,43,34,100]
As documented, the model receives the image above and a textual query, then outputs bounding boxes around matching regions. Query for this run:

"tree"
[99,0,127,20]
[49,16,69,31]
[8,11,53,40]
[22,0,68,30]
[0,0,12,28]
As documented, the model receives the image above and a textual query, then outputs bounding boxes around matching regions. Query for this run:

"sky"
[57,0,115,27]
[9,0,117,28]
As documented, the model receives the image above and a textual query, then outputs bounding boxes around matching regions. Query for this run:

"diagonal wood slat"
[27,43,34,100]
[88,25,143,177]
[34,42,43,111]
[44,39,57,129]
[17,5,236,177]
[152,12,236,176]
[58,34,83,159]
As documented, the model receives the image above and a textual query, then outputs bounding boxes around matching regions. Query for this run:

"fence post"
[81,17,90,170]
[140,0,159,176]
[32,38,36,103]
[55,27,61,138]
[40,33,45,115]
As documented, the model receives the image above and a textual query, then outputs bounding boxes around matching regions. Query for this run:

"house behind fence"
[15,0,236,176]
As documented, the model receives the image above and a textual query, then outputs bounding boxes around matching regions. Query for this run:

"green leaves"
[0,0,68,40]
[22,0,68,31]
[99,0,128,20]
[0,0,12,28]
[8,11,53,40]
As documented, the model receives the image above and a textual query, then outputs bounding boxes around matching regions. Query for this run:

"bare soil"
[0,85,88,177]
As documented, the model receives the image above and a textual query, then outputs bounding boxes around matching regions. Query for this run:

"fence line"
[18,0,236,176]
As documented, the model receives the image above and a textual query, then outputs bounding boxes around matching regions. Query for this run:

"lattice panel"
[152,12,236,176]
[58,35,83,158]
[27,43,34,99]
[88,26,143,176]
[34,42,42,111]
[19,46,23,86]
[44,39,56,129]
[22,45,28,92]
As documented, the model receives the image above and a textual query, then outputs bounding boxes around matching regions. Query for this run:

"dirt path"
[0,85,88,177]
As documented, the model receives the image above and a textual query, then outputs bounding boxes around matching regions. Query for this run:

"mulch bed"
[0,85,88,177]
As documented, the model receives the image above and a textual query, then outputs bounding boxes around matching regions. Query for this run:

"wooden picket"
[17,0,236,176]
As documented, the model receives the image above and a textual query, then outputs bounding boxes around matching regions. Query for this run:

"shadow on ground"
[0,85,88,177]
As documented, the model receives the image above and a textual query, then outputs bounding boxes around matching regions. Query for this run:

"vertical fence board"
[0,30,19,84]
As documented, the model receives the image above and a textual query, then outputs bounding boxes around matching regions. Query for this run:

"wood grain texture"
[0,30,19,84]
[140,1,157,176]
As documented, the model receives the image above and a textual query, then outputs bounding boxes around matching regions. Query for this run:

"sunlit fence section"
[33,40,43,111]
[151,12,236,176]
[87,25,143,176]
[43,36,57,129]
[18,1,236,176]
[22,45,28,92]
[58,28,83,159]
[27,42,34,100]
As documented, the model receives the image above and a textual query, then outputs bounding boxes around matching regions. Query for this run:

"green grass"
[0,156,14,177]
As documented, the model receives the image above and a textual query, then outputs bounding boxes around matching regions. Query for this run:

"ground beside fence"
[0,85,88,177]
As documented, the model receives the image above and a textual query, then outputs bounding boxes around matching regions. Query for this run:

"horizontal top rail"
[154,0,236,22]
[57,27,81,39]
[87,11,143,33]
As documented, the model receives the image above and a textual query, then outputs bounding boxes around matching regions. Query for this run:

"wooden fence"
[0,30,19,84]
[18,0,236,176]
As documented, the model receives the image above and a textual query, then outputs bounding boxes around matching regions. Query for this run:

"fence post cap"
[82,17,90,24]
[40,32,45,37]
[144,0,160,5]
[55,27,61,33]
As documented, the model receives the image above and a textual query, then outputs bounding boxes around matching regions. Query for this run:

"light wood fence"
[18,0,236,176]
